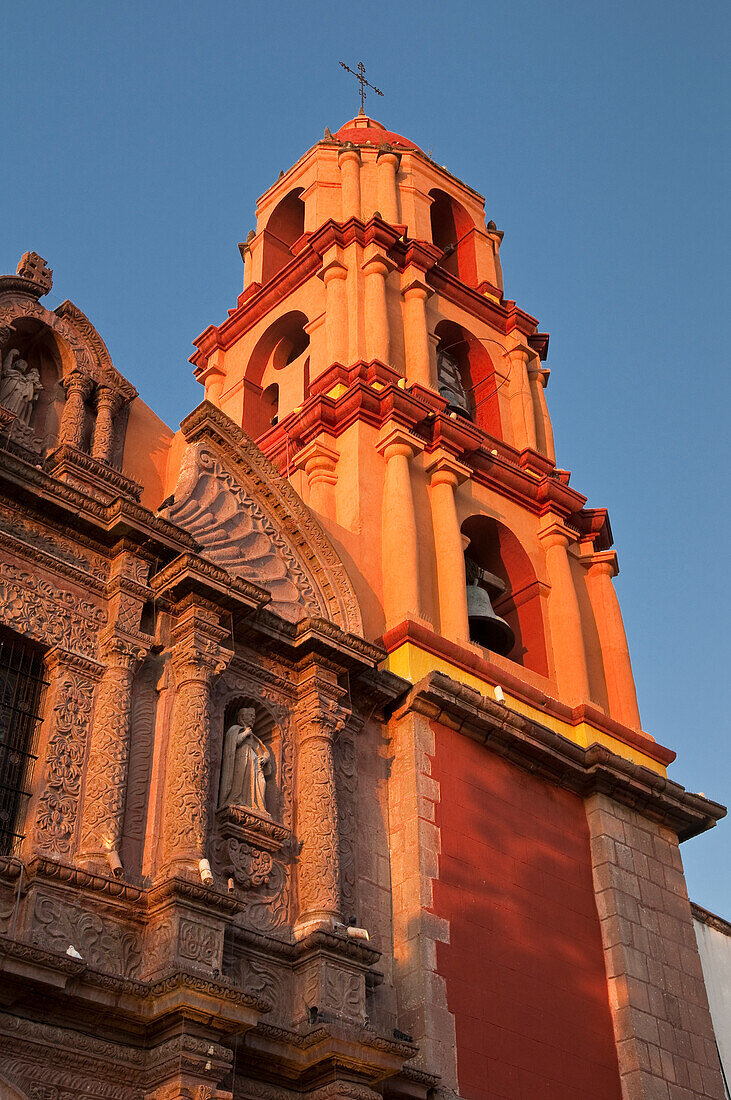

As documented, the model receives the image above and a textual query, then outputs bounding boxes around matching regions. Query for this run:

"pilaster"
[377,425,424,629]
[539,514,591,704]
[293,657,350,936]
[159,596,233,878]
[426,450,471,645]
[585,550,641,730]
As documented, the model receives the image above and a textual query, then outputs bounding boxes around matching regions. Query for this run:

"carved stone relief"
[32,895,142,978]
[334,723,358,921]
[161,442,323,622]
[300,959,365,1024]
[0,559,106,659]
[35,663,100,856]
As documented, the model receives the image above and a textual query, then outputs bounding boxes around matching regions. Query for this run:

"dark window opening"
[0,630,47,856]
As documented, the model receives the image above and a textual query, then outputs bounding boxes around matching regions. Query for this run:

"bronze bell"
[466,579,515,656]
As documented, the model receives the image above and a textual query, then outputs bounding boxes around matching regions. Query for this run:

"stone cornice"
[691,901,731,937]
[259,366,591,524]
[392,671,725,841]
[190,216,541,371]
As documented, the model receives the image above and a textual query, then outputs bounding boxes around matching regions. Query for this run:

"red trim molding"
[380,618,676,767]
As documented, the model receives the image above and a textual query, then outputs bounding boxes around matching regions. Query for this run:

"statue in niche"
[0,349,42,425]
[218,706,271,815]
[437,346,471,419]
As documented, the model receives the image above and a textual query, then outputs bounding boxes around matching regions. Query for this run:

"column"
[539,519,591,703]
[319,253,348,366]
[427,453,471,644]
[91,384,120,464]
[507,347,537,452]
[376,147,400,224]
[338,145,361,220]
[528,361,556,463]
[402,272,435,389]
[294,439,338,517]
[159,601,232,878]
[160,651,218,876]
[78,635,144,868]
[59,371,92,449]
[363,246,392,365]
[586,553,641,729]
[294,660,348,935]
[31,649,103,858]
[377,427,422,628]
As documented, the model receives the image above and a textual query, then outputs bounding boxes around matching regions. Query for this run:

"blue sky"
[3,1,729,912]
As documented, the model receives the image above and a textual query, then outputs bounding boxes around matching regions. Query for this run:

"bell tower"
[191,110,648,762]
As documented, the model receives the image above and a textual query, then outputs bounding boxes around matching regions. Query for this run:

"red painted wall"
[431,723,622,1100]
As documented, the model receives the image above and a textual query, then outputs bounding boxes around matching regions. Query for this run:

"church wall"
[122,395,175,508]
[430,720,624,1100]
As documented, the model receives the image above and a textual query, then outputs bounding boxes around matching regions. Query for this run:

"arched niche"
[0,317,72,450]
[218,695,282,822]
[429,188,478,285]
[261,188,306,284]
[434,320,503,438]
[242,311,310,438]
[462,514,548,676]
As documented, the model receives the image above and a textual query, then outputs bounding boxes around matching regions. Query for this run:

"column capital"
[377,145,401,166]
[338,143,362,166]
[426,449,471,487]
[401,267,432,299]
[376,424,424,461]
[362,242,397,275]
[62,369,93,400]
[585,549,619,578]
[98,629,148,669]
[293,438,339,486]
[538,514,576,549]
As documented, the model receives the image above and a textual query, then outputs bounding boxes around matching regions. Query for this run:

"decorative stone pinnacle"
[16,251,53,295]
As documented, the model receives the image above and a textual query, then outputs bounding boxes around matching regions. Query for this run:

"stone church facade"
[0,115,725,1100]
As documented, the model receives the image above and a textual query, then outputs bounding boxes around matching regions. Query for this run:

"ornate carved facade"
[0,114,726,1100]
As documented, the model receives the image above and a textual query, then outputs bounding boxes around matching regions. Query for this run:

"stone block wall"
[586,793,725,1099]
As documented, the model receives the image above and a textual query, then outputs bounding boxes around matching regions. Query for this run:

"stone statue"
[218,706,271,815]
[0,349,42,425]
[437,346,471,419]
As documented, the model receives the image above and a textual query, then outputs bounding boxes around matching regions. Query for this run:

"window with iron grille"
[0,629,47,856]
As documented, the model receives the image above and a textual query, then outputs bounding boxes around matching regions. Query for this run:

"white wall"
[694,913,731,1098]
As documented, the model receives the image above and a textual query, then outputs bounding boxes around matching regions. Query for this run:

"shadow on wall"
[428,725,623,1100]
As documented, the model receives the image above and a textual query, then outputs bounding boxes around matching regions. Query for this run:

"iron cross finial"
[339,60,384,114]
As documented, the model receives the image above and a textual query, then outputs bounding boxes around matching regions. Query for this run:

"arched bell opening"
[262,382,279,427]
[429,188,478,285]
[461,514,549,676]
[242,310,310,438]
[261,188,306,284]
[434,320,503,438]
[0,317,68,449]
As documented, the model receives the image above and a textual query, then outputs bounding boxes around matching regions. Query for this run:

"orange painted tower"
[192,111,648,763]
[186,113,728,1099]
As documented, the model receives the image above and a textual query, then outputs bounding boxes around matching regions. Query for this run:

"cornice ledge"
[143,874,240,915]
[24,855,143,901]
[294,927,382,966]
[292,616,385,668]
[691,901,731,937]
[394,671,726,840]
[150,550,272,612]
